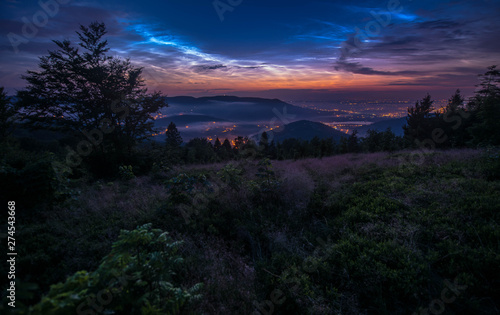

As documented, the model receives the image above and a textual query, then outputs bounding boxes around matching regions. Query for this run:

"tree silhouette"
[214,137,222,151]
[403,94,435,146]
[440,89,470,147]
[475,65,500,100]
[0,87,16,142]
[213,137,222,160]
[164,122,183,163]
[347,130,360,153]
[446,89,465,112]
[16,22,166,158]
[220,138,233,160]
[468,65,500,146]
[185,138,216,163]
[165,122,183,149]
[259,131,270,157]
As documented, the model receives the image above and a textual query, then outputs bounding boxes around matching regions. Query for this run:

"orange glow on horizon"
[146,69,423,94]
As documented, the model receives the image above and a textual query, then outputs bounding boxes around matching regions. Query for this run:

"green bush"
[118,164,136,181]
[31,224,202,314]
[217,162,243,190]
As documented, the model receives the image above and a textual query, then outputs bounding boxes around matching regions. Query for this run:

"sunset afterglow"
[1,0,499,102]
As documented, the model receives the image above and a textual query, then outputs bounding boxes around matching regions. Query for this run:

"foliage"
[361,128,402,152]
[217,162,243,190]
[403,93,436,146]
[0,86,16,142]
[184,138,217,164]
[465,66,500,146]
[250,158,280,193]
[165,122,183,164]
[16,22,167,162]
[438,89,472,148]
[118,164,136,181]
[5,149,500,314]
[165,173,209,205]
[165,122,183,149]
[0,147,75,214]
[30,224,202,315]
[481,146,500,180]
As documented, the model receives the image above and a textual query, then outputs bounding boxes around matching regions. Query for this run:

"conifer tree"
[403,94,435,146]
[165,122,183,149]
[16,22,166,158]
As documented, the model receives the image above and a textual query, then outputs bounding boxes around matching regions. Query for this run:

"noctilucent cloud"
[1,0,499,101]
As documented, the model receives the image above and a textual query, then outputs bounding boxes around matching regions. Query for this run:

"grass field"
[4,148,499,314]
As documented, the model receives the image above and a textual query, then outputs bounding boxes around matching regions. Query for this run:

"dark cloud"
[191,64,227,73]
[388,72,480,88]
[417,19,461,30]
[334,61,419,76]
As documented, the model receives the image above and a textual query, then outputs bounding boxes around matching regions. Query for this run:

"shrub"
[31,224,202,314]
[217,162,243,191]
[118,164,136,181]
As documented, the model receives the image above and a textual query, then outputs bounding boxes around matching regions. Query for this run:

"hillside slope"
[268,119,347,142]
[12,149,500,314]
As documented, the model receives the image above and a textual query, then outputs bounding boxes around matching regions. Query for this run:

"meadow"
[3,148,499,314]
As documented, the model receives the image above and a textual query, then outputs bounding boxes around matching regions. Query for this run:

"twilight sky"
[1,0,499,101]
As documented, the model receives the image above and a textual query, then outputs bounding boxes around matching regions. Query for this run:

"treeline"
[159,123,404,166]
[403,67,500,150]
[157,64,500,166]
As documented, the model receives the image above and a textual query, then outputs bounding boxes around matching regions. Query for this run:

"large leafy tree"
[16,22,167,157]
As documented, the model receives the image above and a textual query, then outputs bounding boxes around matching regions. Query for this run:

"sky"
[1,0,499,102]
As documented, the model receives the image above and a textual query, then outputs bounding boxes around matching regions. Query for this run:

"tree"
[441,90,470,147]
[165,122,183,149]
[347,130,360,153]
[381,128,401,152]
[467,66,500,146]
[403,94,435,146]
[164,122,183,164]
[310,136,322,157]
[475,65,500,100]
[0,87,16,142]
[363,129,383,152]
[16,22,166,160]
[446,89,465,112]
[320,137,336,156]
[214,137,222,151]
[258,131,270,157]
[268,140,278,159]
[220,138,233,160]
[185,138,216,164]
[233,136,244,156]
[233,136,255,159]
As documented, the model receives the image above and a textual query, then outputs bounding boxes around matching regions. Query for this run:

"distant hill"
[154,114,228,127]
[167,95,289,106]
[154,96,404,141]
[164,95,328,122]
[356,117,407,137]
[264,120,347,143]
